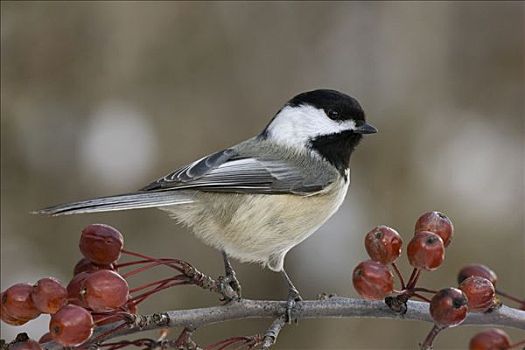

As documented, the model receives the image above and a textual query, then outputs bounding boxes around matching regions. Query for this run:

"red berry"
[469,328,511,350]
[74,258,115,276]
[352,260,394,300]
[49,304,94,346]
[38,332,53,344]
[430,288,468,327]
[1,293,27,325]
[31,277,68,314]
[459,276,496,312]
[66,272,90,307]
[2,284,41,321]
[415,211,454,247]
[407,231,445,271]
[81,270,129,312]
[10,339,42,350]
[79,224,124,265]
[458,264,498,285]
[364,225,403,264]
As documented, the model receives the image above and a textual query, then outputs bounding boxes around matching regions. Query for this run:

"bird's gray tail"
[33,191,194,216]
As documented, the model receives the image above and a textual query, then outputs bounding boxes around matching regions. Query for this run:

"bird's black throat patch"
[309,131,362,178]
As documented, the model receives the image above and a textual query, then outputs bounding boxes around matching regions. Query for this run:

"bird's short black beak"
[354,121,378,134]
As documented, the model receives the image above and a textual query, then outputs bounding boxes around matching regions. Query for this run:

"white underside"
[162,177,349,271]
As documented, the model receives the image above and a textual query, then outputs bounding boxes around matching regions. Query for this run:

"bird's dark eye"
[328,110,339,119]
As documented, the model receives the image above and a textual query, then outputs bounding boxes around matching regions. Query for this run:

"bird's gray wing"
[35,146,335,216]
[140,148,332,195]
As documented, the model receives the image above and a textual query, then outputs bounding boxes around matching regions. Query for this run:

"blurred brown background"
[1,1,524,348]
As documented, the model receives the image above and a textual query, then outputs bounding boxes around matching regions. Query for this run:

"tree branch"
[40,297,525,350]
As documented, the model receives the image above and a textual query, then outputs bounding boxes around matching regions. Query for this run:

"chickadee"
[37,89,377,312]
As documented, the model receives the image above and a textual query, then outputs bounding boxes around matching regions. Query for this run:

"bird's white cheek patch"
[266,105,357,149]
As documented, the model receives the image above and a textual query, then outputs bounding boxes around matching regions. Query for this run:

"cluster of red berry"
[352,211,453,304]
[1,224,132,347]
[2,222,247,350]
[352,211,524,349]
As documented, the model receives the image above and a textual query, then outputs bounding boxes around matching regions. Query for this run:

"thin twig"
[260,316,287,350]
[420,324,445,350]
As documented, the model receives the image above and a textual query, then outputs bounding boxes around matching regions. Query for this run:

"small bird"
[36,89,377,316]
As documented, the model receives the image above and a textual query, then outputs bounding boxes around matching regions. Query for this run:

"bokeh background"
[1,1,524,348]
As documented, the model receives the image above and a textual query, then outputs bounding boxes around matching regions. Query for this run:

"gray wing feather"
[141,149,236,190]
[35,191,193,216]
[140,146,331,195]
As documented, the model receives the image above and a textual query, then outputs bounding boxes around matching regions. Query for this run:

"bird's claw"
[218,272,242,302]
[285,288,302,324]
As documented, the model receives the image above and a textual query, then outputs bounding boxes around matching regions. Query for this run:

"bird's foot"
[218,270,242,302]
[285,287,302,324]
[218,251,242,302]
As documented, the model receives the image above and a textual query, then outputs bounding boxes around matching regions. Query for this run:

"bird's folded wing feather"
[140,148,331,195]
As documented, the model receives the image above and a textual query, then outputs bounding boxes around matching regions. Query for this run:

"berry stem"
[93,311,129,326]
[121,260,182,279]
[495,288,525,306]
[420,324,445,350]
[391,262,406,290]
[412,293,432,303]
[115,258,178,269]
[204,337,240,350]
[92,321,131,344]
[204,336,259,350]
[411,287,438,294]
[129,276,186,293]
[407,268,422,290]
[121,249,186,273]
[130,279,190,305]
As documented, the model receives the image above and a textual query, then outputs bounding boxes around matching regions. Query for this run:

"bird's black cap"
[287,89,366,122]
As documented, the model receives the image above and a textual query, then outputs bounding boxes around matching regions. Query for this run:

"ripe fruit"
[469,328,511,350]
[1,293,28,325]
[81,270,129,312]
[407,231,445,271]
[458,264,498,285]
[66,272,90,307]
[2,284,41,321]
[79,224,124,265]
[73,258,114,276]
[364,225,403,264]
[459,276,496,312]
[31,277,68,314]
[429,288,468,327]
[49,304,94,346]
[38,332,53,344]
[9,339,42,350]
[415,211,454,247]
[352,260,394,300]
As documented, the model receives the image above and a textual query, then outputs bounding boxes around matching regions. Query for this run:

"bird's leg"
[219,251,242,300]
[281,269,302,323]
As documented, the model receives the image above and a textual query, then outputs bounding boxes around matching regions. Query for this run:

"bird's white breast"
[165,176,350,271]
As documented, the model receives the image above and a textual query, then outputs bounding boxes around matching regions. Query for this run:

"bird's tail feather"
[33,191,194,216]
